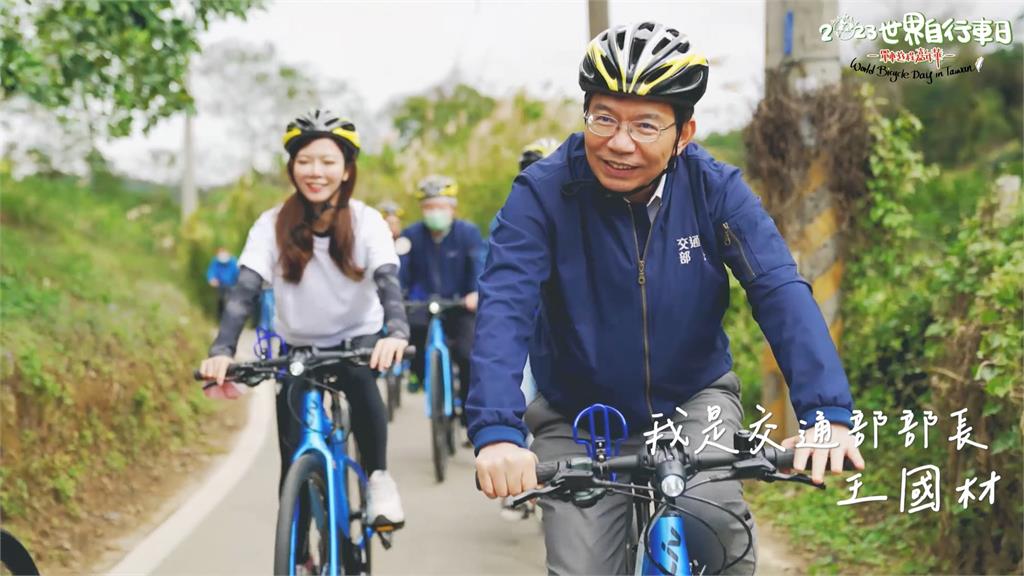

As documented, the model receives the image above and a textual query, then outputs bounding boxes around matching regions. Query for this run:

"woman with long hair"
[198,109,408,530]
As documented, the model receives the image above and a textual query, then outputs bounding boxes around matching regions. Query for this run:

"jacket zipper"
[431,239,443,294]
[722,222,756,279]
[628,203,656,418]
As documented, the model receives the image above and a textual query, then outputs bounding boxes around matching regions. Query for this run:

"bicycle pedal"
[372,518,405,532]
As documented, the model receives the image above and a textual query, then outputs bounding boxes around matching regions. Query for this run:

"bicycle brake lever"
[511,481,564,508]
[763,471,825,490]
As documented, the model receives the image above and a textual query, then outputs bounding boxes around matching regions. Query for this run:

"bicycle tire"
[445,371,459,455]
[0,530,39,576]
[274,453,356,575]
[342,439,371,575]
[385,372,398,422]
[394,369,403,408]
[429,349,448,483]
[445,412,456,456]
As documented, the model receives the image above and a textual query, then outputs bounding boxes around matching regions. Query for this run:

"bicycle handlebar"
[477,441,853,495]
[194,345,417,389]
[533,444,806,484]
[403,298,466,314]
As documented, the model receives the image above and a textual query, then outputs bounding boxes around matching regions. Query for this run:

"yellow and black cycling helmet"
[519,137,560,171]
[415,175,458,202]
[377,200,403,217]
[282,109,361,159]
[580,22,708,108]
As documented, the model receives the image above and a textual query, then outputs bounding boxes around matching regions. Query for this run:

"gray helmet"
[377,200,402,217]
[415,175,458,201]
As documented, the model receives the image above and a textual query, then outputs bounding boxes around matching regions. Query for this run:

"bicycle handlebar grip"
[773,448,795,470]
[536,461,560,483]
[403,345,417,358]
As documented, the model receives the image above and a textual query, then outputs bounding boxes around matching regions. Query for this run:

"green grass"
[0,170,217,560]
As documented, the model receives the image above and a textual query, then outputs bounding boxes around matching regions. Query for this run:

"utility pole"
[762,0,843,437]
[588,0,608,40]
[181,110,197,221]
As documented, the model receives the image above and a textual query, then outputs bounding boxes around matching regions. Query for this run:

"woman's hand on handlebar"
[475,442,538,499]
[370,337,408,371]
[198,355,242,400]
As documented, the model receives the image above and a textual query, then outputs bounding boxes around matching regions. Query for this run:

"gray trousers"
[525,372,757,575]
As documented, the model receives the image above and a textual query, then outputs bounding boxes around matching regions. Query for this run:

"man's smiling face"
[583,93,694,194]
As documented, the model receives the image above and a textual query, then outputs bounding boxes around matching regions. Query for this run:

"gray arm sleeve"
[208,266,263,357]
[374,263,409,340]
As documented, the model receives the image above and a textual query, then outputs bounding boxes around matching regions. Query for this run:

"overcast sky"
[93,0,1020,187]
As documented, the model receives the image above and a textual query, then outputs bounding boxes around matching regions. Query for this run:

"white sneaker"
[366,470,405,529]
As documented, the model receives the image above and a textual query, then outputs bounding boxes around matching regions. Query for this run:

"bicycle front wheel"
[1,530,40,576]
[274,453,333,575]
[429,349,448,483]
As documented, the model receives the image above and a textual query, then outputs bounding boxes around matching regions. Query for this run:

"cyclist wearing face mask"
[469,22,863,574]
[399,175,484,429]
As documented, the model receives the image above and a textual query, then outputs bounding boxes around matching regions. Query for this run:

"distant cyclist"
[469,22,865,574]
[377,199,404,240]
[399,175,484,432]
[206,246,239,320]
[198,109,409,530]
[518,137,560,172]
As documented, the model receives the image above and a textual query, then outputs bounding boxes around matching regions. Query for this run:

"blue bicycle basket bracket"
[572,403,629,460]
[253,327,288,380]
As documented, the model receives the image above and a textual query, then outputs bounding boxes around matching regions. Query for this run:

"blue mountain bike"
[406,298,465,483]
[512,403,839,575]
[197,338,413,575]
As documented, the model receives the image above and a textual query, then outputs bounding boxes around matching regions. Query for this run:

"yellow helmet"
[580,22,708,107]
[282,109,361,158]
[415,175,458,202]
[520,137,560,170]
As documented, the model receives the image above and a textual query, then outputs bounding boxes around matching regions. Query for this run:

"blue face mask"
[423,209,453,232]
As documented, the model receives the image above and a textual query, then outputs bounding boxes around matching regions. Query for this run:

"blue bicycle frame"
[286,380,372,573]
[572,404,694,576]
[422,314,455,420]
[255,327,373,575]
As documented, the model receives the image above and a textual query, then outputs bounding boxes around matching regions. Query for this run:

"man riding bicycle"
[469,21,865,574]
[399,175,484,429]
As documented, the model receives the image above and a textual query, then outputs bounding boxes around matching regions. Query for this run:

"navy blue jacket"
[468,133,854,449]
[399,220,485,301]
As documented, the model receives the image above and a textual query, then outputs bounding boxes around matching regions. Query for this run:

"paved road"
[153,380,545,575]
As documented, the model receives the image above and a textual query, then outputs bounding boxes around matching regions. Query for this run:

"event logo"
[821,12,1013,83]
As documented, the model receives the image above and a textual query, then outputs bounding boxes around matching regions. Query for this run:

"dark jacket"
[468,133,854,449]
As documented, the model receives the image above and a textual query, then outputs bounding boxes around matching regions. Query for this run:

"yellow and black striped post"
[762,155,845,436]
[762,0,842,437]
